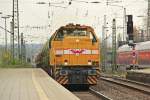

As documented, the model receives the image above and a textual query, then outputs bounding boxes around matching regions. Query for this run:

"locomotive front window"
[54,29,88,40]
[64,29,87,36]
[73,30,87,36]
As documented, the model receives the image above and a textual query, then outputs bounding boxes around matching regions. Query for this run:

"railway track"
[89,88,112,100]
[73,88,112,100]
[100,76,150,95]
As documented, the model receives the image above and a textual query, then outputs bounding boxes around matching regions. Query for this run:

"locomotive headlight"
[64,62,68,65]
[60,70,68,75]
[88,60,92,65]
[64,59,68,65]
[88,69,96,75]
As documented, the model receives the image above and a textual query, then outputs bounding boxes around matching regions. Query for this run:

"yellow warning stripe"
[62,79,68,85]
[89,77,96,84]
[56,76,64,82]
[59,76,67,84]
[91,76,97,81]
[88,79,93,84]
[55,70,59,76]
[96,70,101,75]
[88,76,97,84]
[88,77,93,84]
[32,70,49,100]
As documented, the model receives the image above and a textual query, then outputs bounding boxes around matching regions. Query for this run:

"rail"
[100,77,150,95]
[89,88,113,100]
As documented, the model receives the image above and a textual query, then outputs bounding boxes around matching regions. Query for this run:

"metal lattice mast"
[13,0,20,59]
[112,19,117,72]
[123,8,127,41]
[23,40,26,62]
[102,15,107,72]
[147,0,150,40]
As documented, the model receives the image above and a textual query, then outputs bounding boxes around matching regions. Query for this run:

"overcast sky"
[0,0,147,44]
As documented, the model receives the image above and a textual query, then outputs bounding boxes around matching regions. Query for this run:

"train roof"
[60,23,94,30]
[117,44,132,52]
[117,41,150,52]
[136,41,150,50]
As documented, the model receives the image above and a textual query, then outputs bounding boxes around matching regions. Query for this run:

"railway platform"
[0,68,79,100]
[126,68,150,84]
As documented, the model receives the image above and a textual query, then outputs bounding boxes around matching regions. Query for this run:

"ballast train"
[35,24,100,86]
[117,41,150,69]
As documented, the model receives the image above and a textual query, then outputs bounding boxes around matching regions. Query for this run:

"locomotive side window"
[49,34,54,48]
[54,30,64,41]
[88,31,97,43]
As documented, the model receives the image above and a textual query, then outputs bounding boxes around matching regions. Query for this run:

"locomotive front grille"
[68,69,87,84]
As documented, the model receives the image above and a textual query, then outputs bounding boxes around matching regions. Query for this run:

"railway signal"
[127,15,134,45]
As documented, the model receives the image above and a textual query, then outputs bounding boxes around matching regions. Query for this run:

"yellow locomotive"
[35,23,100,86]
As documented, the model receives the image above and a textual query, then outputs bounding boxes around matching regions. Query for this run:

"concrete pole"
[23,40,26,62]
[21,33,23,63]
[4,18,7,51]
[10,21,14,62]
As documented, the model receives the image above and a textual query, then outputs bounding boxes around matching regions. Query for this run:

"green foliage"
[102,65,127,78]
[0,49,31,68]
[0,50,11,64]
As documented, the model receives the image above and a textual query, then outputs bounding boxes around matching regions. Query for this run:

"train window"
[54,29,88,40]
[88,31,97,43]
[74,30,87,36]
[65,29,87,36]
[64,30,74,36]
[54,30,64,41]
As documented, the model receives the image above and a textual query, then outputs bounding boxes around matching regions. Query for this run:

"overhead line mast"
[13,0,20,59]
[147,0,150,40]
[112,19,117,71]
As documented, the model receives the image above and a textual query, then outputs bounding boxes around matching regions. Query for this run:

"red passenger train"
[117,41,150,69]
